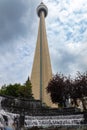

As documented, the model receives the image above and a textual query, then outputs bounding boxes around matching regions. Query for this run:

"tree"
[47,74,68,107]
[72,72,87,109]
[47,72,87,109]
[18,77,33,99]
[0,77,33,99]
[0,83,20,97]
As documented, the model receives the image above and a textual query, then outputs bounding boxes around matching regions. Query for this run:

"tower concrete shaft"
[31,2,52,106]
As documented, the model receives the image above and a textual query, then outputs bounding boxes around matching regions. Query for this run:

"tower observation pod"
[31,2,52,107]
[37,2,48,17]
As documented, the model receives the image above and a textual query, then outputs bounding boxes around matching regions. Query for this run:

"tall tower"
[31,2,52,106]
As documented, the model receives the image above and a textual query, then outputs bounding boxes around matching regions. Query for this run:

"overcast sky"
[0,0,87,86]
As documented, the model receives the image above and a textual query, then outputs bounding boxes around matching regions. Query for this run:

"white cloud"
[46,0,87,76]
[0,0,87,86]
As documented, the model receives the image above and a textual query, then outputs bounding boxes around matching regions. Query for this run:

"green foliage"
[18,77,33,99]
[0,77,33,99]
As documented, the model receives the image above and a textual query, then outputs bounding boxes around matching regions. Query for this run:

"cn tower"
[31,2,52,106]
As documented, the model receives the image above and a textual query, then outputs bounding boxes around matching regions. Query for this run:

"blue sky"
[0,0,87,86]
